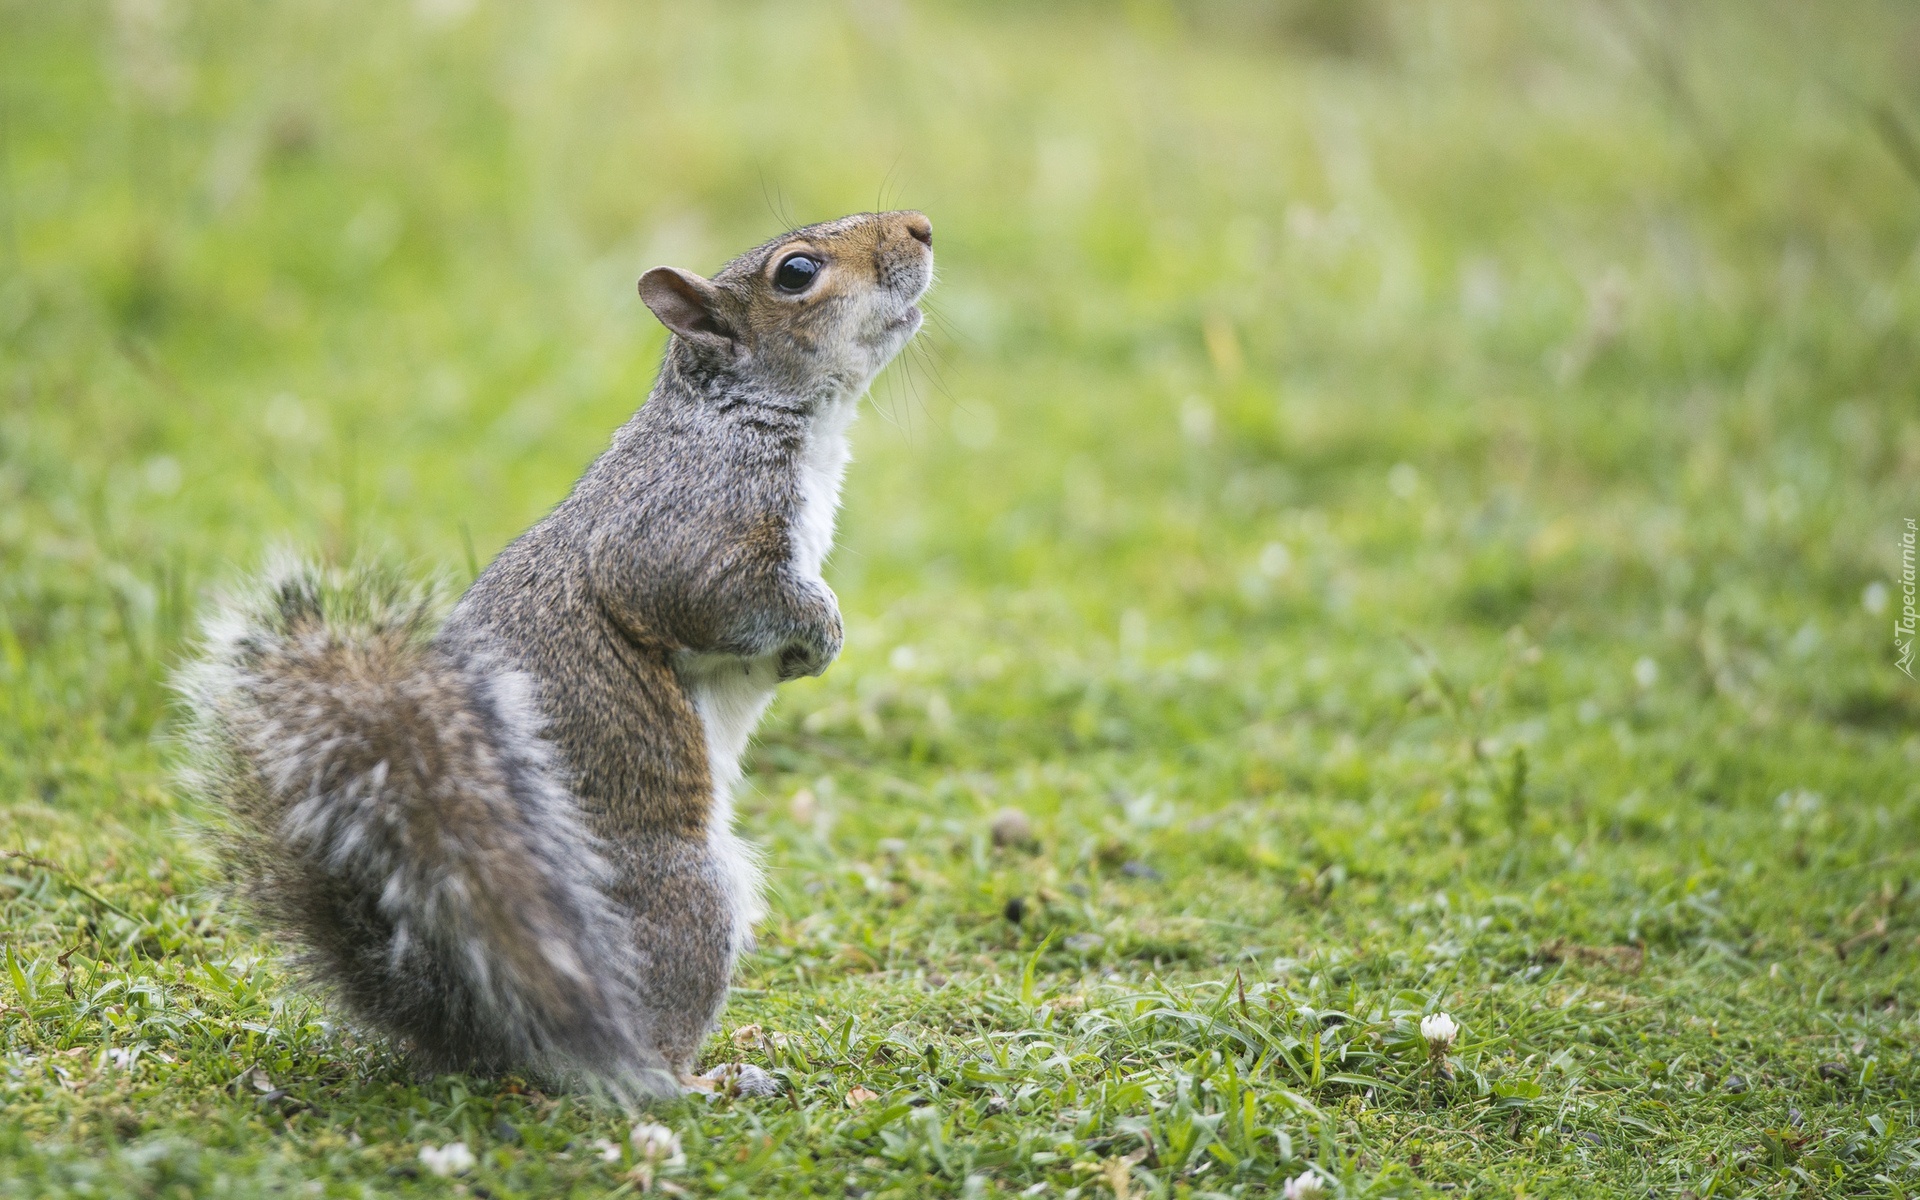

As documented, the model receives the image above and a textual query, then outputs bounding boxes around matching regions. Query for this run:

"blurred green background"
[3,1,1920,1195]
[2,1,1915,764]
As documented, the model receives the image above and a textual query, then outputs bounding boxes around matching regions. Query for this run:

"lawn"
[2,1,1918,1196]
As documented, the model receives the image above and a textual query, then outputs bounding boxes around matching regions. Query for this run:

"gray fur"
[177,211,933,1090]
[178,558,667,1093]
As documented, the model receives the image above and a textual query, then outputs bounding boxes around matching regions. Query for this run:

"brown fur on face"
[641,210,933,396]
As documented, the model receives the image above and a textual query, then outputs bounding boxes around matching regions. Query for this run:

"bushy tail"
[176,557,667,1094]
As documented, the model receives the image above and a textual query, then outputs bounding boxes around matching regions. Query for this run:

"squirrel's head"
[639,210,933,398]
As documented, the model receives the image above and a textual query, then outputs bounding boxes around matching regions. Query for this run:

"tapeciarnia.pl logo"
[1899,518,1917,678]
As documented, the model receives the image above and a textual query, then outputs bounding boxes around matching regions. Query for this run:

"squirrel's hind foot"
[682,1062,780,1098]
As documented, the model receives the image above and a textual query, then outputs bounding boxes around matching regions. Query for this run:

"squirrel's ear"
[639,267,737,355]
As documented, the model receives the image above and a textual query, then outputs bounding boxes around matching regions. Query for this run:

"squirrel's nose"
[902,213,932,249]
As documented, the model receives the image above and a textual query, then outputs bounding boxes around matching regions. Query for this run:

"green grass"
[3,0,1919,1195]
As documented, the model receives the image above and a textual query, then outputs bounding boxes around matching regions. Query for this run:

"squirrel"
[177,210,934,1097]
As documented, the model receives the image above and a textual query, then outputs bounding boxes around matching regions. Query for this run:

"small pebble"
[1120,860,1162,882]
[1723,1075,1748,1094]
[990,808,1034,848]
[1817,1062,1848,1082]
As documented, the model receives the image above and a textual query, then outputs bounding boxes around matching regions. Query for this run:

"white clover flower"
[629,1122,685,1167]
[592,1138,622,1163]
[1282,1169,1329,1200]
[1420,1012,1460,1053]
[418,1142,475,1177]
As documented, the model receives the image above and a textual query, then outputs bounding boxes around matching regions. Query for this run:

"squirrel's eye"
[773,254,821,293]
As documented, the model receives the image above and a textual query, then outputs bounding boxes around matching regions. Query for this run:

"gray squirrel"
[177,210,934,1096]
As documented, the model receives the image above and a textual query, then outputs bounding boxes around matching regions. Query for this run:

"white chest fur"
[790,395,858,579]
[673,651,776,954]
[672,396,857,949]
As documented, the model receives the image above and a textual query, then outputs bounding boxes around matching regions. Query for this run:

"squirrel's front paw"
[776,614,842,681]
[775,582,843,681]
[777,640,836,681]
